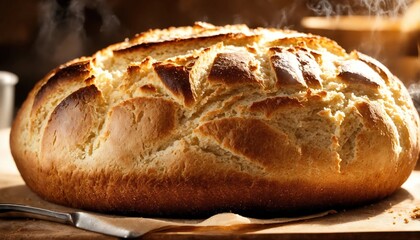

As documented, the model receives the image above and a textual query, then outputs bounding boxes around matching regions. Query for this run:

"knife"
[0,203,155,238]
[0,203,334,238]
[0,203,256,238]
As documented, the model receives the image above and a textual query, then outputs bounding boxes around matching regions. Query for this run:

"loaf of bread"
[10,22,420,217]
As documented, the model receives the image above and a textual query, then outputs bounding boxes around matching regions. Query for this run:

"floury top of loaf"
[10,22,420,216]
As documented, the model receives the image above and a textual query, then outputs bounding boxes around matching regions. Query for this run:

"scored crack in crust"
[10,22,420,217]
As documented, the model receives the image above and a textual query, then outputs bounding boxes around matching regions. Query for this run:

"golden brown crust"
[10,23,420,217]
[32,60,93,113]
[113,33,260,60]
[197,118,301,169]
[41,85,105,167]
[270,49,308,89]
[114,33,245,54]
[354,51,393,83]
[153,62,194,106]
[338,59,384,88]
[249,96,304,118]
[295,50,323,88]
[266,36,346,56]
[208,52,259,86]
[92,97,179,167]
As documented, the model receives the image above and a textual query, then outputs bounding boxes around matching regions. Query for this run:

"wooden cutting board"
[1,128,420,239]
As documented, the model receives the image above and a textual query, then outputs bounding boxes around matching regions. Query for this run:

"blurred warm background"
[0,0,419,114]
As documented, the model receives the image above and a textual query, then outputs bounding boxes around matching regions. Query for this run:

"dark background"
[0,0,418,110]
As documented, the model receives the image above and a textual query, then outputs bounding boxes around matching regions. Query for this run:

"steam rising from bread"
[307,0,411,17]
[35,0,120,63]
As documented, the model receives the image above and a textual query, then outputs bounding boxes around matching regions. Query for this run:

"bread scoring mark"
[270,49,307,89]
[355,101,400,161]
[338,60,384,88]
[128,22,217,44]
[296,50,323,88]
[41,85,103,163]
[267,36,346,56]
[269,47,323,89]
[114,33,256,55]
[354,51,392,83]
[350,101,399,168]
[339,101,394,165]
[154,62,194,106]
[33,59,93,113]
[197,118,301,169]
[97,97,178,165]
[355,101,387,129]
[250,96,304,118]
[112,98,177,141]
[51,85,102,119]
[208,52,259,86]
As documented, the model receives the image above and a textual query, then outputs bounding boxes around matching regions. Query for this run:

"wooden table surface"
[1,128,420,239]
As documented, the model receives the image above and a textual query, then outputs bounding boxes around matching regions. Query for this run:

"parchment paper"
[0,183,334,237]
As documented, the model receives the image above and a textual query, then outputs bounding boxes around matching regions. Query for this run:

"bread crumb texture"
[412,207,420,219]
[10,23,420,216]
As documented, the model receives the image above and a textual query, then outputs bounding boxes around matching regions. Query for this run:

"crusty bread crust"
[10,22,420,217]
